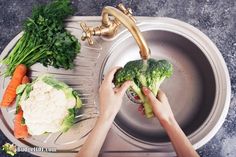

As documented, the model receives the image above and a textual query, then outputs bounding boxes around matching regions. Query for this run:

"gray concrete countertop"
[0,0,235,157]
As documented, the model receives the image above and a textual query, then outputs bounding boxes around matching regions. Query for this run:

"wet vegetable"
[114,59,173,118]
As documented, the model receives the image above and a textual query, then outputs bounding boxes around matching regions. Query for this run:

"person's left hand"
[99,67,132,121]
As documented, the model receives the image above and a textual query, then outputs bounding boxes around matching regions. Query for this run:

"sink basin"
[102,29,216,144]
[0,17,230,157]
[100,17,230,156]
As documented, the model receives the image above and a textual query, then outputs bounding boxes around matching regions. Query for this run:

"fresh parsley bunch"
[2,0,80,76]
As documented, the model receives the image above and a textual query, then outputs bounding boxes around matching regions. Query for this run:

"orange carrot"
[14,107,28,138]
[21,76,30,84]
[1,64,27,107]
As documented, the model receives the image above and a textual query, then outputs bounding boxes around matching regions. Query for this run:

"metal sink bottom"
[0,17,231,157]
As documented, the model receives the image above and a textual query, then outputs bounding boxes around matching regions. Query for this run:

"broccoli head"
[114,58,173,118]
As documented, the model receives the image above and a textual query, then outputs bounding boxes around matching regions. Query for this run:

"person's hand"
[142,87,200,157]
[99,67,132,121]
[77,68,131,157]
[142,87,175,127]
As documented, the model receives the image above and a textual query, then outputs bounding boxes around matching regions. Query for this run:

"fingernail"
[142,87,149,95]
[129,81,134,86]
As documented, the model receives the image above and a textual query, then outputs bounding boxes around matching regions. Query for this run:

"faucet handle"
[117,3,136,23]
[80,22,94,45]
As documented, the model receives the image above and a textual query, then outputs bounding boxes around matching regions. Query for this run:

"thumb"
[117,81,132,96]
[142,87,159,105]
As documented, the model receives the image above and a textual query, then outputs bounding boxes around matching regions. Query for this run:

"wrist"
[98,112,116,125]
[159,115,177,129]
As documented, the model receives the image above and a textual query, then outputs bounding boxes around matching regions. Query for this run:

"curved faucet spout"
[102,6,150,60]
[80,4,150,60]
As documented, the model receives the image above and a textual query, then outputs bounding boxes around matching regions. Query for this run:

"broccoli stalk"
[131,82,153,118]
[114,59,173,118]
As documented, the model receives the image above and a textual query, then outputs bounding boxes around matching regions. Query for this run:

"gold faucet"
[80,3,150,60]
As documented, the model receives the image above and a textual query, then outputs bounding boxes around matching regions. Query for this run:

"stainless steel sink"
[0,17,231,157]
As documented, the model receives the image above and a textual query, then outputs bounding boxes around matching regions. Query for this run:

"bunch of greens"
[1,0,80,76]
[114,59,173,118]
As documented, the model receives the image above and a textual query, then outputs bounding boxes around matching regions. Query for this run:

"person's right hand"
[142,87,200,157]
[142,87,175,127]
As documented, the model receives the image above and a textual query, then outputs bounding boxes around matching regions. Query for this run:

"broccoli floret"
[114,59,173,118]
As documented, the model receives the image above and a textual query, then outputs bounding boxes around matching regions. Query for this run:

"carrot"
[14,107,28,138]
[1,64,27,107]
[22,76,30,84]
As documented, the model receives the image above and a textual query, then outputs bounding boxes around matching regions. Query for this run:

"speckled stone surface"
[0,0,235,157]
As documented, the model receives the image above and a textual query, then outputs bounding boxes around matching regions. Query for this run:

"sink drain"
[126,89,142,104]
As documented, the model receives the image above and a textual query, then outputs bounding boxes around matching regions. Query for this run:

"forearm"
[162,118,199,157]
[76,115,114,157]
